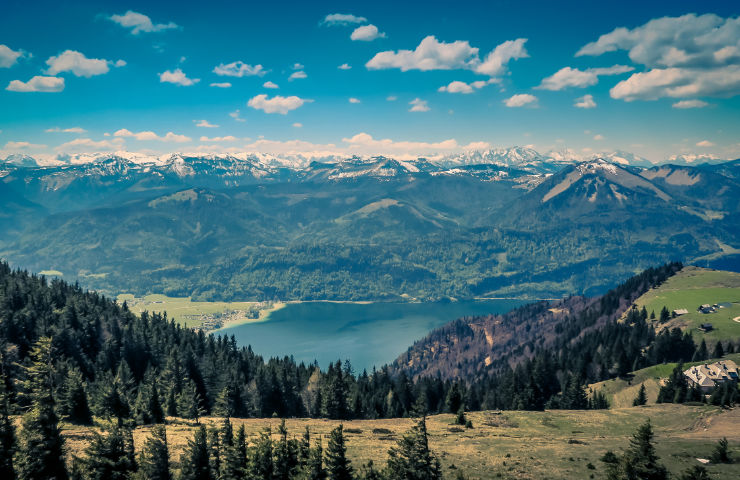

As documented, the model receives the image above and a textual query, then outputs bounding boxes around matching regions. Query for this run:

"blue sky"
[0,0,738,163]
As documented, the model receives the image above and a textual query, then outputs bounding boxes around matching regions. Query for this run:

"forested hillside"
[2,156,738,302]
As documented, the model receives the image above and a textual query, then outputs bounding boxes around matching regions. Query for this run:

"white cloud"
[438,78,497,94]
[108,11,179,35]
[408,98,429,112]
[113,129,191,142]
[577,14,740,68]
[54,138,123,152]
[230,110,246,122]
[473,38,529,76]
[263,81,279,89]
[593,134,605,140]
[159,68,199,86]
[341,132,490,159]
[45,127,87,133]
[292,63,304,70]
[247,94,311,114]
[292,123,303,128]
[351,24,386,41]
[536,65,633,91]
[213,61,266,77]
[0,45,28,68]
[696,140,714,147]
[367,35,478,71]
[4,141,46,150]
[6,76,64,92]
[114,60,126,67]
[349,97,361,103]
[210,82,232,88]
[578,14,740,100]
[289,71,307,81]
[338,63,352,70]
[386,95,397,101]
[610,65,740,101]
[503,93,538,107]
[45,50,112,77]
[438,81,473,94]
[199,136,238,142]
[195,120,219,128]
[574,94,597,108]
[672,99,709,109]
[367,35,527,78]
[322,13,367,26]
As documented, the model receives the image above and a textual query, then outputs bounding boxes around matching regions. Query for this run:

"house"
[699,323,713,332]
[673,309,689,316]
[684,360,739,393]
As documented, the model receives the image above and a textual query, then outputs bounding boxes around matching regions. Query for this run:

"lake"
[221,299,527,372]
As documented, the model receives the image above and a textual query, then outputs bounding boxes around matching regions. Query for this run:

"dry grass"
[53,404,740,479]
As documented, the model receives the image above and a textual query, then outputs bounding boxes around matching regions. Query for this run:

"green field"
[58,405,740,480]
[115,293,281,328]
[592,353,740,408]
[631,266,740,345]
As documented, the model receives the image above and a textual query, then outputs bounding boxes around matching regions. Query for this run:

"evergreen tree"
[178,380,206,424]
[221,425,247,480]
[274,419,299,480]
[659,306,670,323]
[137,425,171,480]
[79,425,137,480]
[15,337,68,480]
[711,341,724,359]
[633,384,647,406]
[207,427,221,479]
[0,374,17,480]
[251,428,274,480]
[692,339,708,362]
[679,465,710,480]
[710,437,731,464]
[359,460,383,480]
[386,416,442,480]
[602,420,668,480]
[303,438,327,480]
[325,424,354,480]
[59,368,93,425]
[298,426,311,467]
[179,425,211,480]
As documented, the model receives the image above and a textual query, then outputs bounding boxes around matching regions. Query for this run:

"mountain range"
[0,149,738,302]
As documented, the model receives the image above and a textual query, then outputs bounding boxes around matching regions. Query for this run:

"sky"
[0,0,739,163]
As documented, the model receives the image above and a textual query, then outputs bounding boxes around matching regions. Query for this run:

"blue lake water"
[221,299,527,372]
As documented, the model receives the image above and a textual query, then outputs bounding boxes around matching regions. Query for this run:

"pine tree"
[137,425,171,480]
[359,460,383,480]
[303,438,327,480]
[711,341,724,359]
[710,437,731,464]
[0,374,17,480]
[79,425,137,480]
[179,425,211,480]
[274,419,299,480]
[15,337,68,480]
[59,368,93,425]
[659,306,670,323]
[251,428,274,480]
[693,339,708,362]
[679,465,711,480]
[178,380,205,424]
[386,416,442,480]
[325,424,354,480]
[221,425,247,480]
[299,426,311,467]
[207,427,221,479]
[633,384,647,406]
[623,420,668,480]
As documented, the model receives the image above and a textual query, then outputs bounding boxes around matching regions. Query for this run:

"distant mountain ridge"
[0,152,738,302]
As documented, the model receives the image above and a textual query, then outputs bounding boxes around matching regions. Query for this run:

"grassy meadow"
[55,405,740,480]
[115,293,283,328]
[630,266,740,345]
